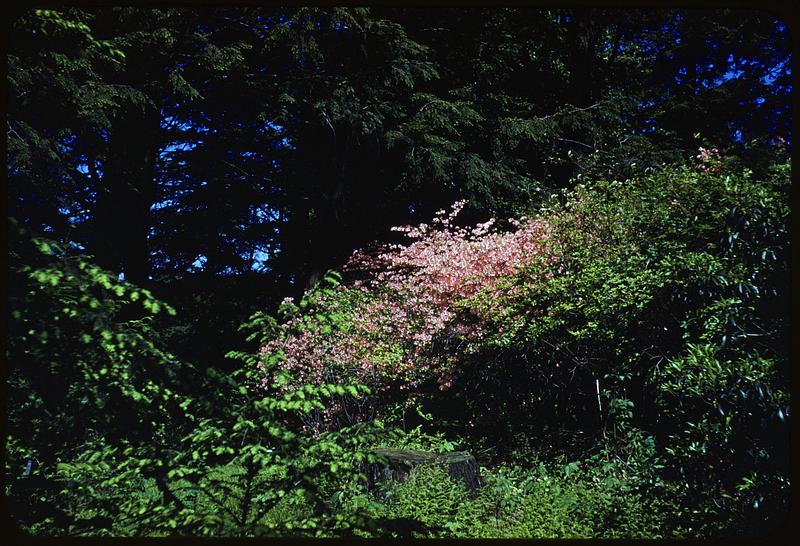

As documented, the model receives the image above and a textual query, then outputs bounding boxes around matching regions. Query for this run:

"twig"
[538,101,606,121]
[556,137,596,150]
[223,160,252,178]
[7,120,25,143]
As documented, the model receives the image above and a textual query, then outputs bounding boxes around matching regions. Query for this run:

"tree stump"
[364,448,481,494]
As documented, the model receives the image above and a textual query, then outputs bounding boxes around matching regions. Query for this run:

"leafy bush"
[248,160,789,536]
[381,464,474,537]
[464,161,790,534]
[6,218,189,535]
[255,204,555,429]
[338,455,668,538]
[7,160,788,538]
[5,221,399,537]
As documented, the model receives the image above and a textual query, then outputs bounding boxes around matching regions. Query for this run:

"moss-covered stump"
[364,448,481,493]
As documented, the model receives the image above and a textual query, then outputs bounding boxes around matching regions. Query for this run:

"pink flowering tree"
[256,201,555,431]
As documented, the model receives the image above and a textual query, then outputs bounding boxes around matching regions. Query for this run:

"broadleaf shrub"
[7,160,788,537]
[253,161,789,535]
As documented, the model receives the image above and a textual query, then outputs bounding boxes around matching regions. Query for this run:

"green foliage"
[652,344,789,535]
[6,218,187,534]
[7,219,180,434]
[382,464,473,537]
[5,4,791,538]
[336,455,668,538]
[458,161,790,534]
[377,425,461,454]
[7,159,789,538]
[5,221,393,537]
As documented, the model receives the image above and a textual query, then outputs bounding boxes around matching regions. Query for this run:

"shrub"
[381,463,475,537]
[465,161,790,534]
[6,220,397,537]
[255,204,555,429]
[350,456,668,538]
[257,161,788,536]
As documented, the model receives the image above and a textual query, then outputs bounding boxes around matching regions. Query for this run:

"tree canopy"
[9,7,790,289]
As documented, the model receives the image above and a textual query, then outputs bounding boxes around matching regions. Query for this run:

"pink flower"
[258,200,558,430]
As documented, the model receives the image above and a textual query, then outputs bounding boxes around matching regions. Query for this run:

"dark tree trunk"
[93,106,160,285]
[678,22,702,145]
[295,127,352,295]
[566,9,603,108]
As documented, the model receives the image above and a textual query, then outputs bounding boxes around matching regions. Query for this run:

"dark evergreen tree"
[9,7,790,289]
[8,8,263,283]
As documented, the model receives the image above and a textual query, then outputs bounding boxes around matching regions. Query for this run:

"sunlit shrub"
[256,203,555,429]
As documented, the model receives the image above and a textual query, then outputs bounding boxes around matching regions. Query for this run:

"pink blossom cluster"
[259,291,417,387]
[696,146,722,173]
[257,200,556,427]
[346,201,554,321]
